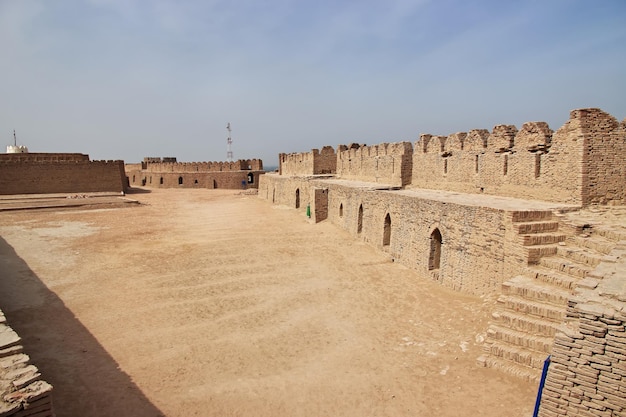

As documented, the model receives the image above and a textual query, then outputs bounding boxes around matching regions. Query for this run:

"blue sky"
[1,0,625,167]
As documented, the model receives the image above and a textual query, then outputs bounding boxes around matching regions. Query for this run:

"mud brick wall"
[0,309,55,417]
[0,160,127,195]
[279,147,336,176]
[336,142,413,187]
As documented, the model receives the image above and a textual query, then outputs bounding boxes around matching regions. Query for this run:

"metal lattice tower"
[226,123,233,162]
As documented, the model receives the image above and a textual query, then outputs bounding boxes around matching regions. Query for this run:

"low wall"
[0,160,127,195]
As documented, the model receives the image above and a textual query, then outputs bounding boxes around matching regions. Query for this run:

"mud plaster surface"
[0,189,535,417]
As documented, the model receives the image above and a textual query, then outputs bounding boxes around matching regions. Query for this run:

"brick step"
[496,295,566,322]
[502,276,572,306]
[538,256,593,278]
[515,221,560,234]
[529,266,579,290]
[556,245,604,268]
[511,210,554,222]
[480,339,549,370]
[520,233,566,246]
[566,235,616,255]
[594,227,626,242]
[526,245,558,264]
[491,310,560,337]
[477,353,542,382]
[486,324,554,353]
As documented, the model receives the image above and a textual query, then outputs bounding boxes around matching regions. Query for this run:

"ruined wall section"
[279,147,336,176]
[577,109,626,205]
[336,142,413,187]
[0,308,55,416]
[538,248,626,417]
[0,160,127,195]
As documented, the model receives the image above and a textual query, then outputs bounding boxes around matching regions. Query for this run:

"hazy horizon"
[2,0,625,167]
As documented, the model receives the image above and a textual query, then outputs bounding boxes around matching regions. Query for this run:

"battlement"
[271,108,625,206]
[139,158,263,173]
[279,146,336,176]
[337,141,413,186]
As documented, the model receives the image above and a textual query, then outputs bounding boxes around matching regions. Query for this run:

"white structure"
[6,145,29,153]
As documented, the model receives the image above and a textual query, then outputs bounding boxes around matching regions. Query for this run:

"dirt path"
[0,189,535,417]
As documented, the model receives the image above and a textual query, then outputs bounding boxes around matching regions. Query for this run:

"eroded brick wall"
[279,147,336,176]
[539,294,626,416]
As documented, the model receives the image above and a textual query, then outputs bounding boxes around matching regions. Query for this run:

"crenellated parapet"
[279,146,336,176]
[337,141,413,187]
[410,109,626,205]
[140,159,262,173]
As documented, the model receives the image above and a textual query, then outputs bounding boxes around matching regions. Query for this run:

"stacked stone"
[0,309,54,417]
[539,299,626,416]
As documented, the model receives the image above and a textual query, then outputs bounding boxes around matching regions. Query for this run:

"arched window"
[383,213,391,246]
[295,189,300,209]
[357,204,363,234]
[272,189,275,203]
[339,203,343,217]
[160,177,164,185]
[178,176,183,185]
[429,228,443,270]
[194,179,198,184]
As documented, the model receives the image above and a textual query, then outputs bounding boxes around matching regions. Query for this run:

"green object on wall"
[306,204,310,218]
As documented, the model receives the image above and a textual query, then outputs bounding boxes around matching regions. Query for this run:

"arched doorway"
[357,204,363,234]
[339,203,343,217]
[429,228,443,270]
[213,179,218,189]
[178,176,183,185]
[383,213,391,246]
[247,173,254,184]
[295,189,300,209]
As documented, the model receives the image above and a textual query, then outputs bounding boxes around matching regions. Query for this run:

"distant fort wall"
[125,157,264,190]
[0,154,126,195]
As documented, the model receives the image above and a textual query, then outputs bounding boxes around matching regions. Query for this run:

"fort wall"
[409,108,626,206]
[125,158,265,190]
[336,142,413,187]
[259,174,543,295]
[279,146,336,176]
[0,153,90,163]
[0,159,127,195]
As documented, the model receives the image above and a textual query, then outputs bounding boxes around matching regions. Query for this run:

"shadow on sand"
[125,187,153,195]
[0,236,165,417]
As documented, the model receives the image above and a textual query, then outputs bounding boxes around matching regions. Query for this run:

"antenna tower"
[13,130,17,146]
[226,122,233,162]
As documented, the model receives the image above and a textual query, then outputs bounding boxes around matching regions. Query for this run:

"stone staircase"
[478,211,618,381]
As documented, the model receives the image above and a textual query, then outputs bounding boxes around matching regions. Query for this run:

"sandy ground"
[0,189,536,417]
